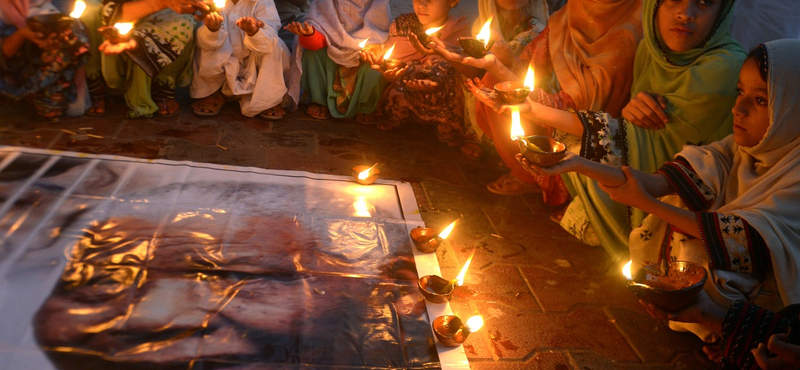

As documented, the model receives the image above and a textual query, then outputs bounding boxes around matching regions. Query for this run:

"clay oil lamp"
[432,315,484,347]
[623,260,708,312]
[359,38,383,57]
[418,249,475,303]
[518,135,567,168]
[410,220,456,253]
[380,43,405,71]
[99,22,134,44]
[415,25,443,46]
[198,0,226,15]
[352,163,380,185]
[495,66,534,105]
[27,0,84,36]
[458,17,493,58]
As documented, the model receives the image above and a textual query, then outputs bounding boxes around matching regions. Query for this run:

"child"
[97,0,201,118]
[284,0,390,124]
[190,0,289,119]
[0,0,90,122]
[520,39,800,366]
[368,0,471,147]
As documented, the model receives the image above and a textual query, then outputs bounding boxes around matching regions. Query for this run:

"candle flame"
[114,22,134,35]
[70,0,86,18]
[353,196,372,218]
[465,316,484,332]
[623,260,632,280]
[438,220,457,239]
[476,17,492,47]
[213,0,226,10]
[425,26,443,35]
[510,106,525,141]
[383,43,396,60]
[357,163,378,180]
[524,66,535,90]
[358,38,369,49]
[455,249,476,286]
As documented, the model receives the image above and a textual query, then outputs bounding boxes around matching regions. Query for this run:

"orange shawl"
[548,0,642,116]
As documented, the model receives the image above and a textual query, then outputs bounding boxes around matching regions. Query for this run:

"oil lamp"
[381,43,406,70]
[417,249,475,303]
[624,260,708,312]
[359,37,382,56]
[458,17,493,58]
[352,163,380,185]
[416,25,443,46]
[70,0,86,18]
[410,219,456,253]
[495,66,534,105]
[198,0,226,15]
[432,315,484,347]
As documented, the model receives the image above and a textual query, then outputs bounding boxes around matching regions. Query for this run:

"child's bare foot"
[306,104,330,120]
[87,94,107,117]
[460,141,484,159]
[156,98,180,117]
[192,91,225,117]
[258,104,285,120]
[355,112,376,125]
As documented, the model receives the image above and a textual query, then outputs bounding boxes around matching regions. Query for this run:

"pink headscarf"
[0,0,29,29]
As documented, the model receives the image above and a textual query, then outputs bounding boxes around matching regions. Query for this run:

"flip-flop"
[86,94,109,117]
[487,174,541,195]
[192,94,225,117]
[307,104,331,120]
[157,98,180,118]
[258,105,285,121]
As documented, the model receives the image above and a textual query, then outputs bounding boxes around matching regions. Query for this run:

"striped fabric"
[721,301,793,370]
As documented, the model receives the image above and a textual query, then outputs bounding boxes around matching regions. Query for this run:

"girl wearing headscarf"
[284,0,390,124]
[95,0,201,118]
[520,39,800,363]
[0,0,90,122]
[511,0,745,259]
[463,0,642,205]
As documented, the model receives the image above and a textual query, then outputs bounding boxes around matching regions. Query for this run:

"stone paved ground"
[0,0,715,368]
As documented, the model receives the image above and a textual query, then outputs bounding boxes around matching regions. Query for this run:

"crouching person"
[191,0,289,120]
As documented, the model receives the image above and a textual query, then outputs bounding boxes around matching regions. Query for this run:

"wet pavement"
[0,1,714,368]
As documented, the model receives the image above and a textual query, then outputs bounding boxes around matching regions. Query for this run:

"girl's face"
[656,0,722,52]
[413,0,457,28]
[732,58,770,147]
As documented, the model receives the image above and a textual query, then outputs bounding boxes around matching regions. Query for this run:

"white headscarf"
[679,39,800,306]
[287,0,391,109]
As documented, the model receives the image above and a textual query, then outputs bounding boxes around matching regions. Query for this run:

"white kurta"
[191,0,289,117]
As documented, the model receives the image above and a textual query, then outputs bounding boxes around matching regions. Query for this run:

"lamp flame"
[438,220,457,239]
[114,22,134,35]
[383,43,396,60]
[623,260,632,280]
[455,249,476,286]
[524,66,535,90]
[70,0,86,18]
[510,106,525,141]
[476,17,492,47]
[213,0,226,10]
[465,316,484,332]
[425,26,443,35]
[357,163,378,180]
[358,38,369,49]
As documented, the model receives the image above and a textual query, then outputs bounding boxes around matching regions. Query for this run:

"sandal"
[86,94,108,117]
[356,112,376,125]
[306,103,331,120]
[156,98,180,118]
[37,109,63,124]
[258,105,285,121]
[192,92,225,117]
[487,174,541,195]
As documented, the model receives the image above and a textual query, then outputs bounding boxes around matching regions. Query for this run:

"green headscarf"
[564,0,746,260]
[628,0,745,225]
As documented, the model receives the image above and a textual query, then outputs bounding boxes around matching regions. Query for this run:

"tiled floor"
[0,90,711,369]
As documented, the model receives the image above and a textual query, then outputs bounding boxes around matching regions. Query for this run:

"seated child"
[0,0,90,122]
[96,0,201,118]
[190,0,289,119]
[519,40,800,353]
[367,0,472,147]
[284,0,390,124]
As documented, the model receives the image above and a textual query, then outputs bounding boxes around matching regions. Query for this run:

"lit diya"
[518,135,566,168]
[352,163,380,185]
[410,220,456,253]
[359,38,382,55]
[458,17,494,58]
[623,260,708,312]
[198,0,227,15]
[99,22,134,44]
[415,25,443,46]
[380,43,405,70]
[417,249,475,303]
[495,67,534,105]
[432,315,484,347]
